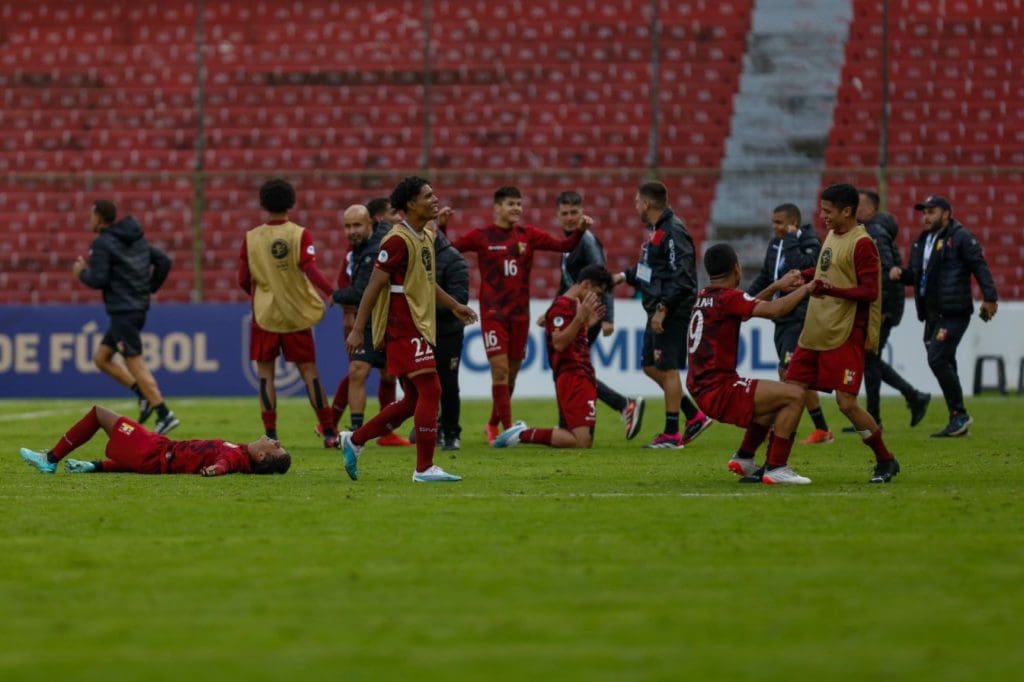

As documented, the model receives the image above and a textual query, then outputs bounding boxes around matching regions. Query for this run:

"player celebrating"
[687,245,815,484]
[340,177,477,482]
[20,405,291,476]
[451,186,586,443]
[494,265,613,450]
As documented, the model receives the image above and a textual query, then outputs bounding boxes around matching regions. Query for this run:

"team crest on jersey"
[517,242,527,255]
[271,239,289,259]
[553,316,565,327]
[820,247,833,272]
[421,247,433,272]
[118,422,135,436]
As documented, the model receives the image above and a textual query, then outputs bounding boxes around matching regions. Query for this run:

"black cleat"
[738,466,765,484]
[908,392,931,428]
[930,412,972,438]
[442,436,461,452]
[154,411,180,435]
[870,458,900,483]
[138,398,154,424]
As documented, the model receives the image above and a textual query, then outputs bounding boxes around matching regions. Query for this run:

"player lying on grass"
[19,406,291,476]
[494,265,613,450]
[686,244,815,484]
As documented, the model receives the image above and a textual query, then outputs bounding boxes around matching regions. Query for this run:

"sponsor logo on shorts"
[843,369,856,385]
[118,422,135,435]
[271,239,289,259]
[935,327,948,341]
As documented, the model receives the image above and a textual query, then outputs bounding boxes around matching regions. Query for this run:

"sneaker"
[20,447,56,474]
[441,436,461,452]
[153,412,180,435]
[622,396,646,441]
[138,397,153,424]
[323,431,340,449]
[908,392,931,428]
[65,459,96,473]
[485,422,501,445]
[412,465,462,482]
[931,412,973,438]
[378,432,412,447]
[738,466,765,483]
[870,458,901,483]
[682,412,714,445]
[643,432,684,449]
[339,431,361,480]
[493,421,528,448]
[799,428,834,445]
[728,454,760,478]
[762,466,812,485]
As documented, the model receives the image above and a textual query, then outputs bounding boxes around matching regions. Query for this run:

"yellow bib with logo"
[246,221,324,333]
[371,224,437,349]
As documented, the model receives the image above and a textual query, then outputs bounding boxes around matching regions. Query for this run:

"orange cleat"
[799,429,835,445]
[485,422,500,445]
[377,432,412,447]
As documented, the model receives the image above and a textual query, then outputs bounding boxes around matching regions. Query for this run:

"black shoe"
[870,458,900,483]
[931,412,972,438]
[154,411,180,435]
[908,392,931,427]
[841,425,857,434]
[138,398,154,424]
[738,466,765,483]
[442,436,461,452]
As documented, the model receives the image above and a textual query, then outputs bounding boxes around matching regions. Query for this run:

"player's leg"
[378,373,397,408]
[93,342,135,388]
[836,389,899,482]
[436,330,464,449]
[926,315,971,436]
[20,405,119,472]
[256,360,278,439]
[330,374,350,430]
[122,354,178,435]
[487,352,512,434]
[754,380,809,482]
[407,368,447,475]
[297,361,336,445]
[347,360,371,429]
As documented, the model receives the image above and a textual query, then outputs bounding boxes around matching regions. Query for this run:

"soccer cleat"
[738,466,766,484]
[493,421,528,448]
[20,448,56,474]
[728,454,760,478]
[643,432,684,449]
[138,397,154,424]
[412,465,462,482]
[762,466,812,485]
[932,412,972,438]
[65,459,97,473]
[908,392,932,428]
[377,432,412,447]
[339,431,361,480]
[799,428,834,445]
[441,436,461,452]
[323,431,340,449]
[485,422,501,445]
[622,396,646,441]
[153,412,180,435]
[681,412,713,445]
[869,458,901,483]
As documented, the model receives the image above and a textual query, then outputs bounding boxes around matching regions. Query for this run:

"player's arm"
[657,227,697,313]
[530,225,584,253]
[148,244,172,293]
[745,249,773,298]
[752,279,814,319]
[436,284,478,325]
[549,294,597,352]
[812,239,880,302]
[200,459,231,477]
[298,229,334,299]
[237,238,252,294]
[959,231,999,319]
[77,241,112,289]
[449,229,479,254]
[333,254,372,306]
[347,268,389,348]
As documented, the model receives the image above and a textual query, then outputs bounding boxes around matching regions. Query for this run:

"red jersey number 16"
[503,259,518,276]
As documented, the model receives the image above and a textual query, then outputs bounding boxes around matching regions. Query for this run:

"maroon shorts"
[249,322,316,363]
[105,417,170,474]
[692,376,759,428]
[386,335,437,377]
[556,372,597,430]
[482,317,530,361]
[786,326,866,394]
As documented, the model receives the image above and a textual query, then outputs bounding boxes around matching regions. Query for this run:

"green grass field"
[2,394,1022,681]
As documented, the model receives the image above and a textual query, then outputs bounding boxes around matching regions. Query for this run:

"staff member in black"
[73,199,178,434]
[891,195,999,437]
[433,212,470,450]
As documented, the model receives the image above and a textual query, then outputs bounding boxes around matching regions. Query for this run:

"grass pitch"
[1,394,1022,681]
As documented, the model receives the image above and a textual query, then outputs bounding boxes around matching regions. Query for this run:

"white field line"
[373,491,887,499]
[0,400,200,422]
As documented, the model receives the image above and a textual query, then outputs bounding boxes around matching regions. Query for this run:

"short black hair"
[366,197,392,220]
[390,176,430,212]
[93,199,117,224]
[494,186,522,204]
[638,181,668,207]
[859,189,880,210]
[704,243,739,279]
[821,183,860,213]
[773,202,801,225]
[556,190,583,207]
[259,178,296,213]
[253,449,291,475]
[578,264,613,291]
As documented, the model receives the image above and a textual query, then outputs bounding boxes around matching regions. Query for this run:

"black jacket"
[746,224,821,326]
[899,218,998,321]
[558,229,613,323]
[625,208,697,318]
[435,231,470,337]
[332,221,389,308]
[78,216,171,314]
[864,212,906,325]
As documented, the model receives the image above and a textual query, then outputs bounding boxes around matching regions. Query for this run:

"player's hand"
[889,266,903,281]
[778,270,803,292]
[587,304,606,329]
[601,320,614,337]
[454,303,478,326]
[810,278,832,297]
[980,301,998,322]
[536,313,546,327]
[612,272,627,286]
[785,223,799,235]
[578,291,600,321]
[346,327,365,356]
[72,256,87,277]
[579,215,594,231]
[200,466,219,477]
[651,308,666,334]
[437,206,454,228]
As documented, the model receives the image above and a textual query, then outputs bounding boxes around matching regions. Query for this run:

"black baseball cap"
[914,195,952,212]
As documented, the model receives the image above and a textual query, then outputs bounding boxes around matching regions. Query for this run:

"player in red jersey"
[494,265,613,450]
[451,186,586,443]
[19,406,291,476]
[340,176,477,482]
[687,244,815,484]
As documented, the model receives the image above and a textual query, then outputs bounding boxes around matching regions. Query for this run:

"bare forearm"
[353,272,388,330]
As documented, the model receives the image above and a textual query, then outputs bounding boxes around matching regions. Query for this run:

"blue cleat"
[20,448,56,474]
[412,465,462,482]
[339,431,361,480]
[65,459,97,473]
[493,421,528,448]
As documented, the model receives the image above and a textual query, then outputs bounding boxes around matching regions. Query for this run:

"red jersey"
[375,232,426,339]
[544,295,594,380]
[166,439,253,475]
[686,286,759,395]
[452,224,582,321]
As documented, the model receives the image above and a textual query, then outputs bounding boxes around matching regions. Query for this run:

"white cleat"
[727,454,760,478]
[493,421,527,448]
[412,465,462,482]
[762,466,812,485]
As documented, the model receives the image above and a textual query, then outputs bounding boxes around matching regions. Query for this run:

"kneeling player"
[20,406,291,476]
[686,244,814,484]
[494,265,612,449]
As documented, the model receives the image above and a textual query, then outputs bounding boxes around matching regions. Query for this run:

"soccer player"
[20,405,291,476]
[340,176,477,482]
[786,184,900,483]
[326,203,409,447]
[73,200,178,434]
[238,179,337,447]
[612,181,712,449]
[494,265,613,450]
[746,203,834,444]
[687,244,815,484]
[553,191,645,440]
[451,186,586,443]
